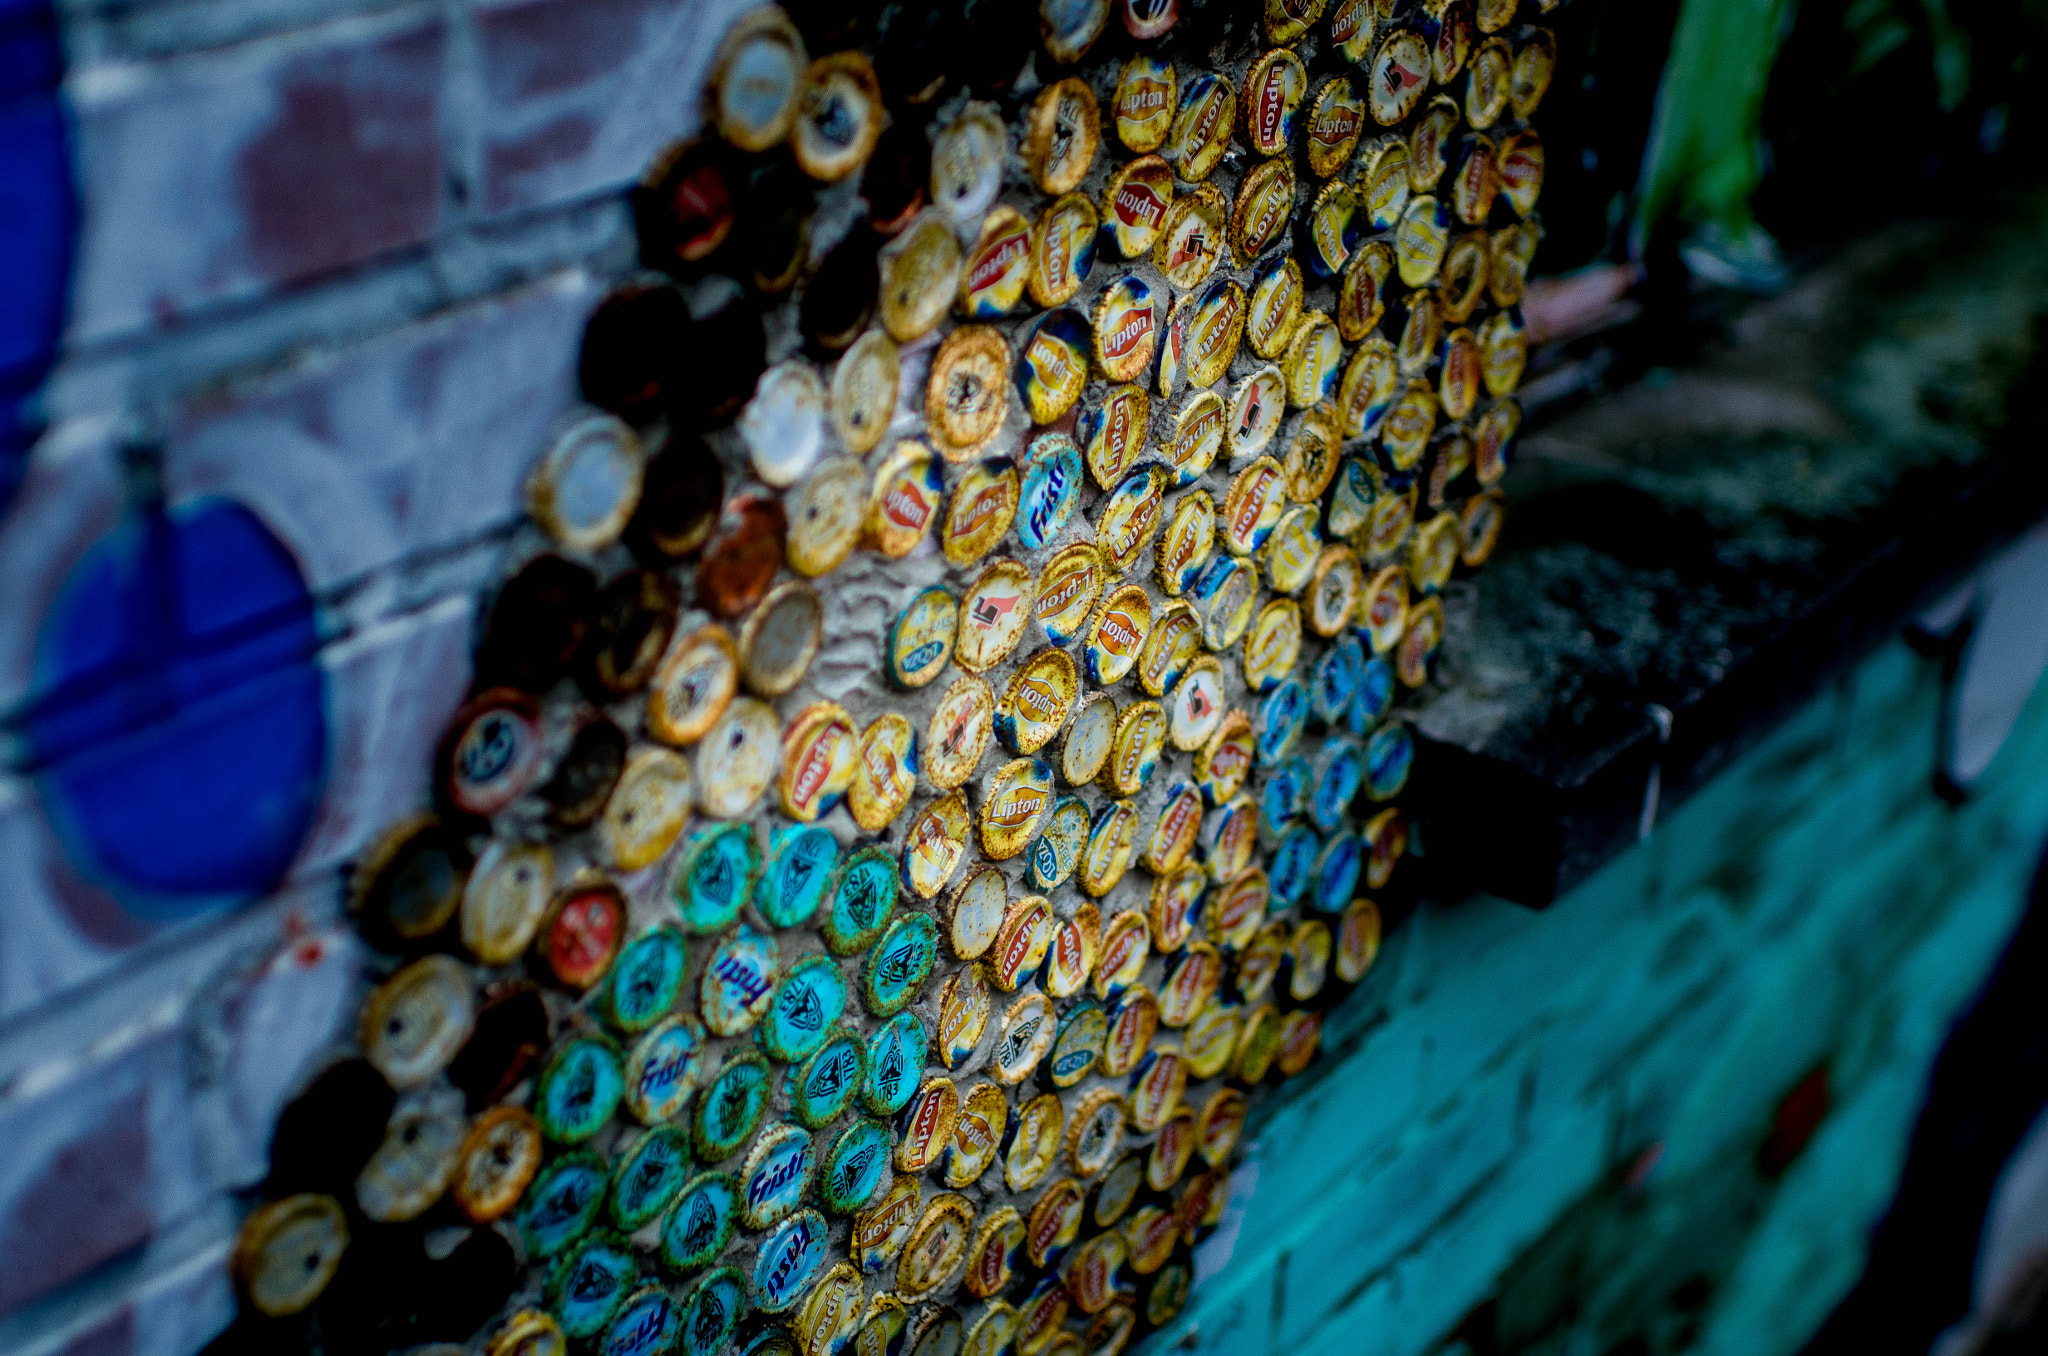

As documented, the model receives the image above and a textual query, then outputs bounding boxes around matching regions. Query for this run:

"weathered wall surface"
[1155,637,2048,1356]
[5,2,2046,1356]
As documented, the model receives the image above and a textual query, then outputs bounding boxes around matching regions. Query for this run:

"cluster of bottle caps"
[225,0,1552,1352]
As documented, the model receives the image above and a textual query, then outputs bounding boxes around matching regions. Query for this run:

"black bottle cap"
[861,120,932,236]
[627,433,726,564]
[474,555,596,696]
[541,716,628,827]
[874,5,961,108]
[580,283,691,426]
[637,140,740,279]
[735,156,817,296]
[446,981,552,1111]
[801,224,884,355]
[265,1058,396,1198]
[964,0,1041,95]
[577,567,680,699]
[672,304,767,432]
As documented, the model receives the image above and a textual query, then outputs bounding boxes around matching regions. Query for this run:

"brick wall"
[4,3,2045,1356]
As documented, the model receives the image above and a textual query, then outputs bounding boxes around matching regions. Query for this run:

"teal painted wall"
[1156,636,2048,1356]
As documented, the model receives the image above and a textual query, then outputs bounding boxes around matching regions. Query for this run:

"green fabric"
[1635,0,1799,244]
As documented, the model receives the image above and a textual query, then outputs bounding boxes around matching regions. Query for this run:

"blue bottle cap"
[660,1171,739,1272]
[536,1036,625,1144]
[1310,633,1366,724]
[693,1051,773,1161]
[519,1150,608,1258]
[674,822,761,935]
[756,825,840,930]
[791,1029,867,1129]
[740,1123,817,1230]
[1269,824,1320,907]
[1310,741,1366,832]
[1254,678,1309,763]
[824,847,900,955]
[1016,433,1086,551]
[609,1126,693,1232]
[603,927,689,1034]
[760,954,848,1063]
[754,1209,830,1312]
[677,1268,749,1356]
[1363,722,1414,801]
[547,1234,638,1339]
[1346,654,1398,735]
[700,925,780,1037]
[821,1118,893,1214]
[599,1286,681,1356]
[1312,832,1364,913]
[1257,757,1309,839]
[864,912,941,1016]
[862,1010,929,1116]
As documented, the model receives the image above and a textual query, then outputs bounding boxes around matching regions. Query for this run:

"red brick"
[68,18,446,341]
[474,0,753,214]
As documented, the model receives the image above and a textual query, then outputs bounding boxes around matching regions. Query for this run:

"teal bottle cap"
[693,1050,773,1161]
[660,1171,739,1272]
[609,1126,693,1232]
[674,822,761,935]
[740,1123,817,1230]
[756,825,840,929]
[863,912,940,1017]
[603,927,689,1034]
[518,1150,608,1259]
[862,1011,928,1115]
[624,1013,706,1125]
[821,1118,893,1214]
[760,954,848,1063]
[791,1029,868,1129]
[547,1234,638,1339]
[536,1036,625,1144]
[824,847,899,955]
[600,1287,681,1356]
[753,1209,830,1312]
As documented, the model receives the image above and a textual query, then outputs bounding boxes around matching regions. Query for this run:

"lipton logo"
[855,1194,912,1248]
[1312,108,1359,146]
[990,786,1047,828]
[1097,609,1142,656]
[1231,469,1277,537]
[1107,491,1162,559]
[1120,79,1167,116]
[883,477,934,531]
[968,232,1028,293]
[976,1234,1007,1289]
[1159,793,1199,847]
[1191,300,1239,364]
[1101,305,1152,360]
[1000,910,1045,977]
[1209,739,1249,780]
[1187,86,1225,149]
[956,485,1008,535]
[1099,928,1139,981]
[909,1091,945,1158]
[1257,72,1289,145]
[1036,570,1089,618]
[1029,334,1079,387]
[1172,408,1222,465]
[1114,182,1166,229]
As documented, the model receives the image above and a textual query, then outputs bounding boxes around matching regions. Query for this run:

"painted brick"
[164,269,602,589]
[66,14,447,344]
[0,1024,203,1315]
[473,0,755,215]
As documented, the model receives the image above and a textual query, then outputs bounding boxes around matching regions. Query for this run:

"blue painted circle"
[1311,634,1365,723]
[1269,824,1320,907]
[31,499,326,914]
[1346,655,1398,736]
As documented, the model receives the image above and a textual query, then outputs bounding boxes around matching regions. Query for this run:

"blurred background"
[3,0,2048,1354]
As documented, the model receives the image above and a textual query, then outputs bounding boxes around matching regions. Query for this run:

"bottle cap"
[924,674,997,791]
[1306,76,1365,178]
[1028,545,1102,652]
[1359,564,1410,655]
[760,955,848,1064]
[1030,795,1094,892]
[696,493,787,620]
[452,1106,543,1221]
[1024,79,1102,195]
[1079,387,1151,489]
[1129,1046,1188,1133]
[693,695,781,820]
[793,53,881,181]
[1017,431,1085,550]
[819,1118,892,1214]
[1150,183,1228,294]
[1395,288,1442,376]
[1102,700,1167,797]
[865,912,941,1017]
[1512,29,1557,119]
[937,962,994,1066]
[1369,29,1431,125]
[738,1122,818,1230]
[999,648,1081,755]
[988,894,1057,992]
[1199,791,1258,883]
[694,1049,774,1160]
[1095,466,1170,577]
[1460,489,1506,566]
[1477,0,1515,30]
[783,458,866,581]
[1080,798,1141,897]
[460,841,552,969]
[1477,310,1527,398]
[1040,902,1100,1000]
[864,1011,930,1116]
[865,439,944,558]
[1092,275,1161,385]
[599,748,694,871]
[1246,254,1304,361]
[901,790,972,900]
[931,103,1007,228]
[1187,279,1248,395]
[1283,406,1342,503]
[698,924,779,1036]
[1114,55,1178,152]
[711,9,807,150]
[940,460,1021,569]
[1430,0,1473,79]
[1011,1097,1073,1196]
[529,414,644,553]
[233,1194,349,1316]
[1156,492,1217,597]
[1496,129,1543,216]
[518,1151,609,1259]
[1254,677,1309,762]
[475,554,593,693]
[851,1174,921,1275]
[755,1210,831,1312]
[850,712,919,832]
[1031,195,1103,313]
[1490,220,1537,307]
[776,704,858,826]
[898,1194,974,1298]
[659,1170,738,1270]
[360,955,476,1088]
[1231,157,1295,261]
[1283,310,1342,407]
[942,1082,1010,1188]
[682,1269,751,1356]
[353,814,470,944]
[1309,546,1364,638]
[829,330,899,454]
[1017,311,1093,428]
[880,213,964,342]
[534,1035,624,1143]
[1194,710,1254,805]
[1083,583,1154,687]
[1100,987,1160,1084]
[927,325,1013,456]
[1164,72,1236,182]
[1242,598,1303,693]
[1135,597,1200,698]
[1191,556,1257,651]
[580,568,680,699]
[1144,782,1208,874]
[1407,96,1457,194]
[601,924,689,1034]
[823,845,899,953]
[646,625,737,750]
[1242,48,1308,157]
[1102,156,1174,260]
[740,363,827,490]
[791,1030,867,1129]
[1337,240,1393,344]
[624,1013,706,1124]
[1041,0,1110,62]
[961,206,1036,319]
[1408,509,1460,593]
[487,1310,567,1356]
[1060,691,1120,786]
